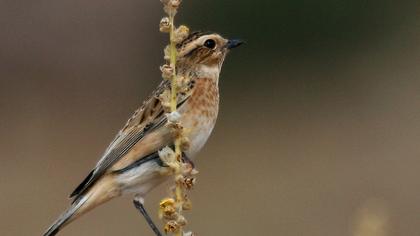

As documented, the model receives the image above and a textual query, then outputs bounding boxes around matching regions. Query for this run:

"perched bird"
[43,31,242,236]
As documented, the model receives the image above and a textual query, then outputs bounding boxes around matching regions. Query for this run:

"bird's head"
[176,32,242,78]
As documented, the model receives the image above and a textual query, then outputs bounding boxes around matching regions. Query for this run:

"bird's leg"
[181,152,195,169]
[133,196,163,236]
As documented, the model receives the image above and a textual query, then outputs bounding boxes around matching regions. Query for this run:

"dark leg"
[182,152,195,169]
[133,198,163,236]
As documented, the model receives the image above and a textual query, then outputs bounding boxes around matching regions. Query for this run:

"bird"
[43,31,242,236]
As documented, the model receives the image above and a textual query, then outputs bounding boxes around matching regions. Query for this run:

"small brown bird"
[43,32,242,236]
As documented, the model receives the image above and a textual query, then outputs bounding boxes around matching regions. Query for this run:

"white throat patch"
[197,65,220,81]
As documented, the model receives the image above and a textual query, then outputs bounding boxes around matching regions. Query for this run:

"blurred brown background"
[1,1,420,235]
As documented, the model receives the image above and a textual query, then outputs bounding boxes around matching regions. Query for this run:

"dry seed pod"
[182,177,196,190]
[170,0,182,8]
[164,220,180,233]
[181,162,193,176]
[158,89,172,112]
[158,146,180,171]
[169,123,184,139]
[160,206,177,220]
[166,111,181,123]
[177,75,191,92]
[175,174,184,183]
[173,25,190,43]
[160,64,174,80]
[158,198,176,219]
[158,146,176,163]
[176,214,187,226]
[159,17,171,33]
[160,198,175,208]
[179,136,190,151]
[182,197,192,210]
[160,0,179,15]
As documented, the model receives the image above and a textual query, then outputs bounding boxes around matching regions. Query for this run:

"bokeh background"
[1,1,420,235]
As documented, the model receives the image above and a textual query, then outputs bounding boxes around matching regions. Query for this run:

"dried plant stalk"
[158,1,196,235]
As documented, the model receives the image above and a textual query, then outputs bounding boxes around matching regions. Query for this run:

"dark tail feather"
[70,169,94,198]
[43,196,87,236]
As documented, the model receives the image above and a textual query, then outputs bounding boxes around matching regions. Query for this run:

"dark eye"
[203,39,216,49]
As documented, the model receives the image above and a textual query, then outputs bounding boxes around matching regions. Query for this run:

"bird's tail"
[43,176,119,236]
[43,195,88,236]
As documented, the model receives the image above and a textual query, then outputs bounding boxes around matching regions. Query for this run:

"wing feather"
[70,80,191,199]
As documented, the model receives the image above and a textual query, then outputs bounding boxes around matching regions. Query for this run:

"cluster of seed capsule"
[158,0,197,235]
[158,146,198,234]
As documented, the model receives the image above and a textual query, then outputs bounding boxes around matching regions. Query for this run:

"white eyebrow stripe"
[179,34,222,57]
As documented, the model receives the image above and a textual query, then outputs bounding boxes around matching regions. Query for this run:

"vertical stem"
[169,13,177,113]
[168,10,184,236]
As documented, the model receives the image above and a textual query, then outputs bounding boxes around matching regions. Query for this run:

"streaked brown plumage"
[43,32,242,236]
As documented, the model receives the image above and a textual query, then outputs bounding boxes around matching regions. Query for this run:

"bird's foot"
[133,196,163,236]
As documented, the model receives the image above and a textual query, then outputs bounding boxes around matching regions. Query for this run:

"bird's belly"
[116,161,167,197]
[184,119,215,158]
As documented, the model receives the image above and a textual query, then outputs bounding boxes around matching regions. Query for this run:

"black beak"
[226,39,244,49]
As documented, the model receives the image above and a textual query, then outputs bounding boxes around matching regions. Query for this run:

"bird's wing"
[70,80,190,199]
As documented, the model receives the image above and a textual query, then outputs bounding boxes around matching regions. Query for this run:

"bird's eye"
[203,39,216,49]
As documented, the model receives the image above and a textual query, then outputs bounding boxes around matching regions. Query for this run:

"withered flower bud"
[182,197,192,210]
[173,25,190,44]
[182,177,196,190]
[158,89,172,112]
[164,220,180,233]
[170,0,182,8]
[179,136,190,151]
[159,198,177,219]
[160,64,174,80]
[159,17,171,33]
[166,111,181,123]
[176,214,187,226]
